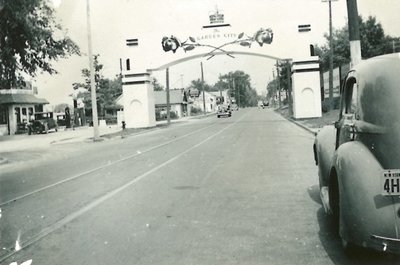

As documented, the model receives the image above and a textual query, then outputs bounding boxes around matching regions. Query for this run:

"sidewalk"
[0,113,214,165]
[275,106,339,135]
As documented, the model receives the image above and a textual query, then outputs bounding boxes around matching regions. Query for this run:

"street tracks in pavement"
[0,113,247,263]
[0,122,218,208]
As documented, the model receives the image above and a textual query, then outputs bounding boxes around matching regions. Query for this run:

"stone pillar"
[291,56,322,119]
[122,72,156,128]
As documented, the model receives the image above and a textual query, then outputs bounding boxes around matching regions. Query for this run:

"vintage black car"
[28,112,58,134]
[217,105,231,118]
[313,53,400,254]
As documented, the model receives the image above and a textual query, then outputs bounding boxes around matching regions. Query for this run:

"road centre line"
[0,114,246,263]
[0,122,219,207]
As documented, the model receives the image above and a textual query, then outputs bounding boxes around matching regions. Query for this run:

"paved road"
[0,108,398,265]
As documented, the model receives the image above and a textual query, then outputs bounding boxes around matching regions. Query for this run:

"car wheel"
[329,174,340,235]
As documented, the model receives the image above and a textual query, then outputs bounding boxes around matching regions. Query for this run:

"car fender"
[335,141,400,250]
[314,125,336,187]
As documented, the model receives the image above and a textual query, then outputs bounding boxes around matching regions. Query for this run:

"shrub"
[155,109,178,121]
[190,106,202,115]
[321,97,340,112]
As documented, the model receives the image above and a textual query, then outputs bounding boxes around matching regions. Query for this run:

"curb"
[288,118,317,135]
[274,109,317,136]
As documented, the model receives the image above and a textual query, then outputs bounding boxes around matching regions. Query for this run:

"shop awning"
[0,93,49,105]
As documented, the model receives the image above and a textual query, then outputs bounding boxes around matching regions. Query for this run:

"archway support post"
[291,56,322,119]
[122,72,156,128]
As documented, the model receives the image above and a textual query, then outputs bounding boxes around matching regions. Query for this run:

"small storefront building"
[191,91,217,113]
[0,89,49,135]
[154,89,188,119]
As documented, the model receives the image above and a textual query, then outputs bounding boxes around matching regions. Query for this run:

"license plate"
[382,169,400,196]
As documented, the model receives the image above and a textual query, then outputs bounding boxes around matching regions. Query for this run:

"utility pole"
[275,62,281,108]
[86,0,99,140]
[236,80,239,109]
[233,78,239,108]
[166,68,171,125]
[347,0,361,66]
[200,62,206,115]
[328,0,334,110]
[180,74,184,88]
[322,0,337,110]
[286,60,293,115]
[272,70,277,107]
[219,75,223,98]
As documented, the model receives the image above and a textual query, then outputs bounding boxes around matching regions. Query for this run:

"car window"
[341,77,357,116]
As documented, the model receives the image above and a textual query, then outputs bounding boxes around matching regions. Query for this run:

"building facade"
[0,89,49,135]
[190,91,217,114]
[154,89,188,119]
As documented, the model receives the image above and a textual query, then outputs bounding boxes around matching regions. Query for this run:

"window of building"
[22,107,27,123]
[15,107,21,124]
[29,107,34,121]
[0,106,7,125]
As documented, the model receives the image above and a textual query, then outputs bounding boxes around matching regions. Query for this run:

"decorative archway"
[147,51,283,72]
[120,7,321,128]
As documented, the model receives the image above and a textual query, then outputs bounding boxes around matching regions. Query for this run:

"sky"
[36,0,400,106]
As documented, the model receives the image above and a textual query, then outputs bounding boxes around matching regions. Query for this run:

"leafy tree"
[152,77,164,91]
[73,54,103,92]
[189,78,213,92]
[315,16,397,71]
[186,70,258,107]
[98,76,123,112]
[276,62,291,95]
[266,79,278,100]
[218,71,258,107]
[53,103,72,113]
[73,55,122,117]
[315,27,350,71]
[0,0,80,89]
[213,78,229,92]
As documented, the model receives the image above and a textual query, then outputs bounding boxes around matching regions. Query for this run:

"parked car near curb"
[313,53,400,254]
[28,112,58,134]
[217,105,231,118]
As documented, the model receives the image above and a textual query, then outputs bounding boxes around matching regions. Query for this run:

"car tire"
[329,174,340,235]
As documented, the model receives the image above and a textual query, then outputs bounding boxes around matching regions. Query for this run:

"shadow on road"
[308,185,400,265]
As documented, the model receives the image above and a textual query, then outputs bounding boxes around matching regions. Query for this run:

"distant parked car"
[28,112,58,134]
[217,105,231,118]
[56,113,67,127]
[313,53,400,254]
